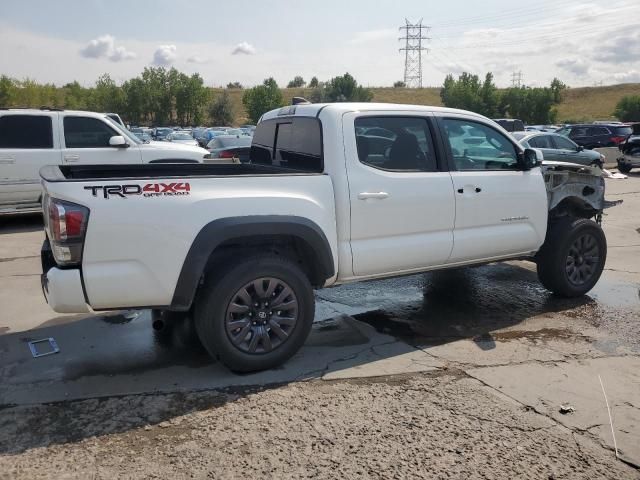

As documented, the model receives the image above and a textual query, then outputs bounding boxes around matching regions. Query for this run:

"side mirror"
[521,148,543,170]
[577,145,584,152]
[109,135,129,148]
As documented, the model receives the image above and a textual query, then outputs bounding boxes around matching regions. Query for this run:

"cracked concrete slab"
[322,341,442,380]
[0,313,437,406]
[467,356,640,467]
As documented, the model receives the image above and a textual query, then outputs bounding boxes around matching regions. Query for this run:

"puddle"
[322,262,639,349]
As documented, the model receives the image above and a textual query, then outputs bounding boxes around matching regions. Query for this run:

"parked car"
[40,102,608,372]
[493,118,525,132]
[556,124,633,148]
[153,127,173,141]
[512,132,604,167]
[167,132,199,147]
[617,123,640,173]
[0,108,210,215]
[205,135,252,162]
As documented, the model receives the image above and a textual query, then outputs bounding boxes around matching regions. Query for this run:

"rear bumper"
[41,267,90,313]
[41,240,89,313]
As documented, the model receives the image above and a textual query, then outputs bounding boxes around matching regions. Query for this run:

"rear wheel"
[536,217,606,297]
[194,254,314,372]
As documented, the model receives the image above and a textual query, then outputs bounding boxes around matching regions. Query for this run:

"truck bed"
[40,163,318,182]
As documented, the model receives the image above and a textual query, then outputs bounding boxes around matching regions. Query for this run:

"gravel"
[1,372,637,479]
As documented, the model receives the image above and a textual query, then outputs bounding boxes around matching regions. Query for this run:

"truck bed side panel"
[43,174,337,309]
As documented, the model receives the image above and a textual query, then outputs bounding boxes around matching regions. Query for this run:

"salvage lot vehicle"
[556,123,632,149]
[0,108,210,215]
[617,123,640,173]
[39,103,608,372]
[512,131,605,167]
[205,135,252,162]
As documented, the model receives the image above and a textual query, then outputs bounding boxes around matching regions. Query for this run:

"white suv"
[0,108,210,214]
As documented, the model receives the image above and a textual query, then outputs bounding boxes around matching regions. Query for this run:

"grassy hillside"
[219,83,640,125]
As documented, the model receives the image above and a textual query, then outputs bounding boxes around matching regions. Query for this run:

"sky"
[1,0,639,88]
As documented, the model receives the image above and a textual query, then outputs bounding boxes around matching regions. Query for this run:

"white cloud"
[80,34,136,62]
[555,58,590,77]
[611,70,640,83]
[153,45,177,65]
[593,29,640,63]
[231,42,256,55]
[186,54,208,64]
[351,28,397,45]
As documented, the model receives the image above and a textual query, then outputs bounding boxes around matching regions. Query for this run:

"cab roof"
[260,102,489,122]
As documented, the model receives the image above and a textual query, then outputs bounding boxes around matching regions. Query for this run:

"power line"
[399,19,430,88]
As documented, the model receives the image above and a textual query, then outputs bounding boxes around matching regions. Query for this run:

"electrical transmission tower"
[399,19,430,88]
[511,71,523,88]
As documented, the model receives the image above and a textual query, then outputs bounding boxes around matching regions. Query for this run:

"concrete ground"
[0,172,639,478]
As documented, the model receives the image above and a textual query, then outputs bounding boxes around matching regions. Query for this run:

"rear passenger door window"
[441,118,519,170]
[354,117,437,171]
[64,117,118,148]
[0,115,53,149]
[250,117,323,172]
[528,135,553,149]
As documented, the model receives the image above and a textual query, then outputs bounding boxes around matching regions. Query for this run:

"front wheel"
[536,217,607,297]
[194,254,315,372]
[618,163,632,174]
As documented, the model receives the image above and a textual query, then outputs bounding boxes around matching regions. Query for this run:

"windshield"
[218,136,252,148]
[614,126,633,136]
[172,133,192,140]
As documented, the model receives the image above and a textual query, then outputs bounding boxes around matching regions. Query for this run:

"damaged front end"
[541,161,613,224]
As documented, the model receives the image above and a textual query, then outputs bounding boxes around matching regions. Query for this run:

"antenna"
[399,19,430,88]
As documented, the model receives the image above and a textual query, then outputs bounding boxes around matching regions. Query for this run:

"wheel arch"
[170,215,335,311]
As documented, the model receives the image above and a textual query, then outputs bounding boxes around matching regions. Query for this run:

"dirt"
[0,373,637,480]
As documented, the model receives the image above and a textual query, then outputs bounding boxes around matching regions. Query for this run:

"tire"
[536,217,606,297]
[194,254,315,372]
[618,163,632,174]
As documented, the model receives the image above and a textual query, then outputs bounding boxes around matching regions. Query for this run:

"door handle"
[64,154,80,162]
[457,187,482,194]
[0,157,15,164]
[358,192,389,200]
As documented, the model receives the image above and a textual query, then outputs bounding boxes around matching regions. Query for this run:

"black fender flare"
[170,215,335,310]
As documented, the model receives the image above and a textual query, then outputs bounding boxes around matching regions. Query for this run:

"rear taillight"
[45,196,89,266]
[611,136,626,145]
[219,150,236,158]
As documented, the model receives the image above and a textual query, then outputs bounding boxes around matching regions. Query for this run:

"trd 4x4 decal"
[84,183,191,199]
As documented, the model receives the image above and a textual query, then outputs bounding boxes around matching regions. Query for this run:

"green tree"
[500,86,558,124]
[87,73,124,114]
[208,91,235,126]
[393,80,406,88]
[0,75,15,107]
[323,73,372,102]
[227,81,243,89]
[308,76,319,88]
[121,78,146,124]
[287,76,306,88]
[242,78,284,123]
[62,81,87,110]
[614,95,640,122]
[440,72,498,117]
[550,77,567,103]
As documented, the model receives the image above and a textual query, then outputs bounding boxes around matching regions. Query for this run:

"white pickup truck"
[0,108,209,215]
[39,102,608,372]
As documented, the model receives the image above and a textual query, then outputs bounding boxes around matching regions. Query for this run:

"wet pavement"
[1,175,640,472]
